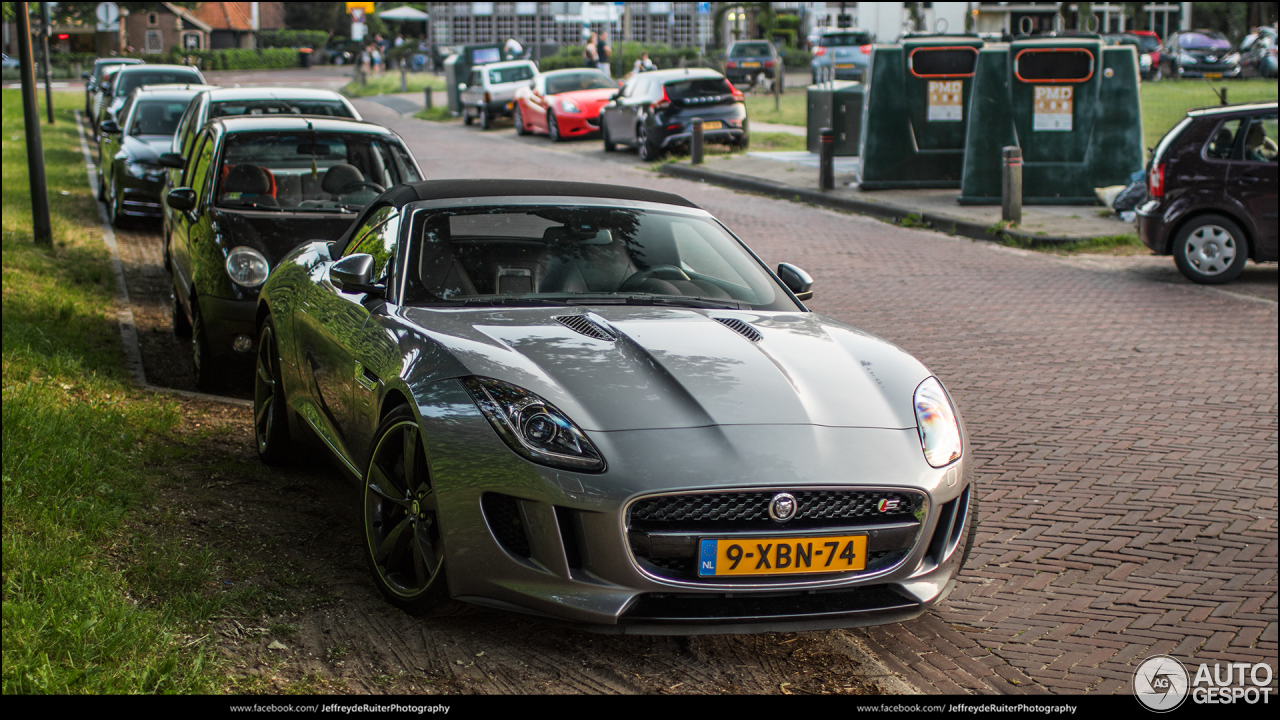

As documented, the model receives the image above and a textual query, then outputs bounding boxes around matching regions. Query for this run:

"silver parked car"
[459,59,539,129]
[253,179,977,633]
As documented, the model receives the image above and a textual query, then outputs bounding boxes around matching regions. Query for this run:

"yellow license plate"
[741,61,761,68]
[835,63,855,69]
[701,121,722,130]
[1204,72,1222,78]
[698,535,867,577]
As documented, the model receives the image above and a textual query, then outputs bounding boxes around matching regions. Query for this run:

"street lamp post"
[15,1,53,245]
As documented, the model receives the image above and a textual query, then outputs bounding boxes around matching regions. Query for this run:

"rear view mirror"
[167,187,196,212]
[158,152,185,169]
[777,263,814,301]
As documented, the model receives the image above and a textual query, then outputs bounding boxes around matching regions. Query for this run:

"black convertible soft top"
[335,179,700,254]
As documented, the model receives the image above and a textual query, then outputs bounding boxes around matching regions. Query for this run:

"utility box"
[858,35,985,190]
[445,43,504,116]
[807,80,863,156]
[958,36,1143,205]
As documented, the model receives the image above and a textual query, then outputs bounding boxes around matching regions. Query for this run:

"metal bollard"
[691,118,704,165]
[1001,146,1022,225]
[1220,87,1228,106]
[400,64,408,92]
[819,127,835,190]
[424,86,433,110]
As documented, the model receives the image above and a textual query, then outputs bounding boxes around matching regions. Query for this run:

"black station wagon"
[163,116,422,389]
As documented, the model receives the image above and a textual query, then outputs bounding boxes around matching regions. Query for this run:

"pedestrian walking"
[584,32,599,69]
[597,30,612,77]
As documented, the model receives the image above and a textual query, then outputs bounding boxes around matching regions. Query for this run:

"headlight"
[125,161,161,179]
[1140,54,1152,68]
[225,246,270,287]
[913,377,962,468]
[560,98,581,113]
[461,377,605,472]
[1223,52,1240,64]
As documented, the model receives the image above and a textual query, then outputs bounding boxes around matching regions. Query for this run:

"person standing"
[584,32,599,69]
[596,30,612,77]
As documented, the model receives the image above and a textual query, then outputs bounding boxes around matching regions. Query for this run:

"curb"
[659,162,1096,247]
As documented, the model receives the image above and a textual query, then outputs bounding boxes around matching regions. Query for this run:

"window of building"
[148,13,159,27]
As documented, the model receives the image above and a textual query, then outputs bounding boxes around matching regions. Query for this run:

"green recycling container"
[806,80,862,156]
[445,43,505,116]
[958,36,1143,205]
[858,35,985,190]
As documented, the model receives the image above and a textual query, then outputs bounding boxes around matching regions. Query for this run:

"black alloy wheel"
[637,122,658,161]
[254,317,294,464]
[479,107,492,130]
[602,120,617,152]
[548,110,562,142]
[363,406,457,615]
[191,297,221,391]
[108,176,129,229]
[171,291,192,338]
[514,105,526,135]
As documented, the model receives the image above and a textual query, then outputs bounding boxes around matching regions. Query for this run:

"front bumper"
[197,294,258,358]
[419,379,974,633]
[119,174,166,218]
[1177,63,1242,77]
[552,112,602,137]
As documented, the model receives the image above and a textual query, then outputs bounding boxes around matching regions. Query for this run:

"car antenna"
[307,120,318,180]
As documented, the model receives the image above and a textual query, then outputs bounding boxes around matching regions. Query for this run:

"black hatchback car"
[724,40,781,89]
[1137,102,1277,284]
[600,68,747,161]
[1160,30,1242,79]
[164,116,422,389]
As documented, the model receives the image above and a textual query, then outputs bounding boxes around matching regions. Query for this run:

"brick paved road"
[359,99,1278,694]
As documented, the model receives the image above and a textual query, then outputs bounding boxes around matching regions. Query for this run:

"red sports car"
[513,68,621,142]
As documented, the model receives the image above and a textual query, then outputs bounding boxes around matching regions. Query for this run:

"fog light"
[232,334,253,353]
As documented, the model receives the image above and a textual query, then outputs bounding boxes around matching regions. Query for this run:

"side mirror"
[330,253,384,296]
[82,72,91,80]
[166,187,196,212]
[158,152,185,169]
[99,120,121,135]
[777,263,814,301]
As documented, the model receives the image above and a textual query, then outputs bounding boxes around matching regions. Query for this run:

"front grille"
[629,490,922,532]
[627,490,925,583]
[620,585,919,624]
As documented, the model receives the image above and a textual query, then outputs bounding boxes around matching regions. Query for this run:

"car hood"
[399,306,930,432]
[212,209,357,264]
[121,136,175,164]
[553,87,618,113]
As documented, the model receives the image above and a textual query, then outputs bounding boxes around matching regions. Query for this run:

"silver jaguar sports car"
[254,179,976,634]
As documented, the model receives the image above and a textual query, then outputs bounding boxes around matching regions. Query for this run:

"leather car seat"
[539,226,637,293]
[222,164,279,206]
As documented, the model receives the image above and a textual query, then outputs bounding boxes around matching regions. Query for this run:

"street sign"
[95,2,120,31]
[697,2,711,14]
[346,2,375,13]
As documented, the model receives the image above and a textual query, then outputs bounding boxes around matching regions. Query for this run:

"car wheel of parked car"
[733,134,750,152]
[602,122,617,152]
[547,111,561,142]
[479,107,492,130]
[171,291,192,338]
[363,405,460,615]
[191,298,221,392]
[108,177,129,229]
[514,105,526,135]
[464,108,474,126]
[1154,63,1164,81]
[254,317,295,465]
[637,123,658,161]
[1173,214,1248,284]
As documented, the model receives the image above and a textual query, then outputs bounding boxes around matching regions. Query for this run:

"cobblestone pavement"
[356,98,1278,694]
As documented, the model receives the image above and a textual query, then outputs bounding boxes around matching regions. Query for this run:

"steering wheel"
[619,265,690,292]
[335,180,385,195]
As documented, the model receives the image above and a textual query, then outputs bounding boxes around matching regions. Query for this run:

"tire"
[191,298,221,392]
[479,107,492,130]
[171,291,192,338]
[602,121,617,152]
[363,405,461,616]
[108,176,129,230]
[637,122,658,162]
[463,107,474,126]
[514,105,526,135]
[1172,214,1248,284]
[733,133,750,152]
[547,111,561,142]
[1154,63,1164,81]
[254,316,295,465]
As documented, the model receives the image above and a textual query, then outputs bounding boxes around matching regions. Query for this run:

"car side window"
[186,133,216,205]
[1242,116,1278,163]
[345,206,401,284]
[172,103,192,154]
[1205,119,1244,161]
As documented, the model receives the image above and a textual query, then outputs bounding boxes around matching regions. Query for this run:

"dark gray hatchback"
[1137,102,1277,284]
[600,68,747,161]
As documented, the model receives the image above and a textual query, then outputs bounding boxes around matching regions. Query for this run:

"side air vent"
[481,492,531,558]
[713,317,762,342]
[555,314,616,341]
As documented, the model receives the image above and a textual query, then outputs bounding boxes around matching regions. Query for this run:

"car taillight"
[651,86,671,111]
[727,81,744,102]
[814,46,827,57]
[860,44,873,54]
[726,61,738,68]
[1149,163,1165,198]
[484,91,491,104]
[764,59,775,68]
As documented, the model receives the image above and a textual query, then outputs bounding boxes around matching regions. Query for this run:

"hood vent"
[555,314,616,341]
[713,317,762,342]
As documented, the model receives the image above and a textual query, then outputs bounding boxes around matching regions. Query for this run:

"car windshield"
[1136,35,1161,52]
[546,71,616,94]
[128,101,188,136]
[403,205,795,310]
[117,70,202,96]
[730,43,773,57]
[821,32,872,47]
[216,132,420,212]
[489,65,535,84]
[1179,32,1231,50]
[209,99,354,119]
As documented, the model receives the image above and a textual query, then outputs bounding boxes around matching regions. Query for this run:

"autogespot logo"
[1134,655,1189,712]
